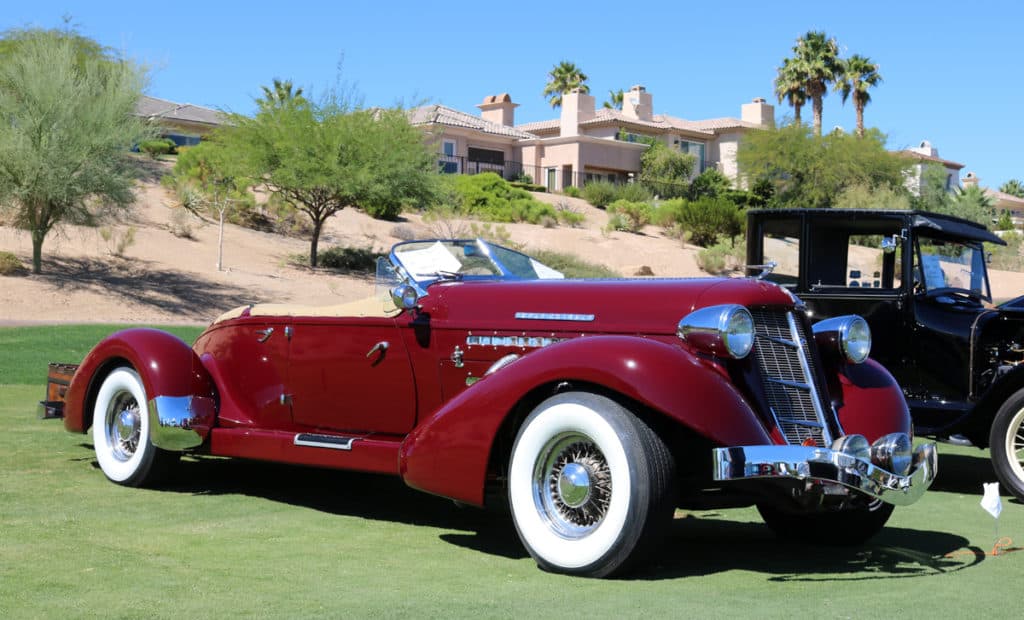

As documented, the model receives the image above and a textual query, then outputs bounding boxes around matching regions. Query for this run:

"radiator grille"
[750,310,832,447]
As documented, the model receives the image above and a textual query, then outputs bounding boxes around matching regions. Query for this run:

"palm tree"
[790,31,842,136]
[774,57,806,125]
[603,88,624,110]
[258,78,305,109]
[836,54,882,137]
[1000,179,1024,198]
[542,61,589,109]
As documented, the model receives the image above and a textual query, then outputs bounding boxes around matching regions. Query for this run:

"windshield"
[384,239,564,293]
[914,235,990,300]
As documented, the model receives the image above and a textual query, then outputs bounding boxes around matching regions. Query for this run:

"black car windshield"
[915,235,990,300]
[390,239,564,289]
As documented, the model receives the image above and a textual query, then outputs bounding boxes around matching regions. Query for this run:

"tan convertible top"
[212,296,400,324]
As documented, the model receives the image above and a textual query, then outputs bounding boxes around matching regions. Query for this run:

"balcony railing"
[437,154,719,192]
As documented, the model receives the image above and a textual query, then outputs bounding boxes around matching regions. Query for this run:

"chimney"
[477,93,518,127]
[741,97,775,128]
[910,140,939,158]
[622,85,653,121]
[963,171,979,188]
[560,88,596,137]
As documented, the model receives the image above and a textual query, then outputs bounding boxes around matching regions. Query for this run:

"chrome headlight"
[832,434,871,460]
[812,315,871,364]
[678,304,755,359]
[870,433,913,476]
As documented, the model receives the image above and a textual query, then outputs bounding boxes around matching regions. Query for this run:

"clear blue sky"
[6,1,1023,188]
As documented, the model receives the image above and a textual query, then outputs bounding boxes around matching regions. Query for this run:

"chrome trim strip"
[761,335,798,348]
[776,418,824,428]
[786,311,834,446]
[293,434,356,450]
[147,396,214,451]
[467,335,564,348]
[514,312,595,322]
[712,441,938,506]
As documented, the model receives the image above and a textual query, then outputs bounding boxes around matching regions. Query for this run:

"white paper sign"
[981,482,1003,519]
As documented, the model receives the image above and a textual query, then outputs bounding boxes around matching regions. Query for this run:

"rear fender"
[399,335,770,506]
[63,328,216,450]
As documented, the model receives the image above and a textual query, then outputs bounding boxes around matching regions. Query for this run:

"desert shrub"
[996,211,1015,231]
[511,171,534,184]
[581,180,618,209]
[697,238,744,275]
[539,215,557,228]
[423,204,472,239]
[528,249,619,278]
[562,185,581,198]
[99,226,137,256]
[390,223,420,241]
[317,246,384,272]
[614,182,652,203]
[469,222,516,247]
[607,199,653,233]
[657,196,743,247]
[555,200,585,227]
[990,231,1024,271]
[0,251,27,276]
[169,208,195,239]
[451,173,558,224]
[139,138,176,158]
[362,200,406,220]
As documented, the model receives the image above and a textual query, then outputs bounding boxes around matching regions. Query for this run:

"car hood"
[418,277,796,336]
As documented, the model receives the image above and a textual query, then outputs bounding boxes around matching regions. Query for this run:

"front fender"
[833,358,911,442]
[63,328,216,449]
[400,335,770,506]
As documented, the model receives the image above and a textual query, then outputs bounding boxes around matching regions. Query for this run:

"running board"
[294,433,357,450]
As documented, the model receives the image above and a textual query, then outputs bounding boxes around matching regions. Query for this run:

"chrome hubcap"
[1007,407,1024,482]
[107,392,140,462]
[533,434,612,539]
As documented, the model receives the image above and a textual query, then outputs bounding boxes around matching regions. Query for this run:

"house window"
[674,139,706,169]
[467,147,504,166]
[440,139,459,174]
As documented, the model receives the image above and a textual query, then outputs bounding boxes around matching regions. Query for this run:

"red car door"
[286,317,417,435]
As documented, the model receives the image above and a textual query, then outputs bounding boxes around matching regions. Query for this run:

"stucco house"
[134,95,226,146]
[411,85,775,191]
[963,172,1024,226]
[898,140,965,195]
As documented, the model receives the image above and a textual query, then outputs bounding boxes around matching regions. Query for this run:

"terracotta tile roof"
[518,110,716,137]
[897,149,965,169]
[985,188,1024,206]
[515,118,561,133]
[687,117,762,131]
[135,95,225,126]
[410,104,536,139]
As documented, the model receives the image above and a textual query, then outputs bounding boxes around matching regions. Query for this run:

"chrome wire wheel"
[1002,406,1024,483]
[533,433,612,539]
[105,390,141,462]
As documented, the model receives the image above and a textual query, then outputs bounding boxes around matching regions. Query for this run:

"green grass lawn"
[2,326,1023,618]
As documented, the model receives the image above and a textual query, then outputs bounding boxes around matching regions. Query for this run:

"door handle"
[256,327,274,343]
[366,341,389,359]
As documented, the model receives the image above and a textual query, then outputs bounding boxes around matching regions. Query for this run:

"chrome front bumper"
[712,441,938,507]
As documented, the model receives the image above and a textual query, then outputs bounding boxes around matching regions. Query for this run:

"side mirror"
[881,235,900,255]
[391,285,419,310]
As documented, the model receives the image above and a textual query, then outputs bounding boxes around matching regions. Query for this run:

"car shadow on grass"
[84,451,991,581]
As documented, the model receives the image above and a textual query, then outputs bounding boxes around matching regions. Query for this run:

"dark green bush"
[581,180,617,208]
[688,169,731,200]
[510,181,547,193]
[658,197,743,247]
[607,199,653,233]
[450,173,558,224]
[139,138,176,158]
[317,246,384,272]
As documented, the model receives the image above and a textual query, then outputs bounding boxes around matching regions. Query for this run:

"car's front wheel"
[989,388,1024,501]
[92,367,177,487]
[508,392,676,578]
[757,499,894,545]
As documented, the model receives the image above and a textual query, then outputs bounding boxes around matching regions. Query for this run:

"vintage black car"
[746,208,1024,499]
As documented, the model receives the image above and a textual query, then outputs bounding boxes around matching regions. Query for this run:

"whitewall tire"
[990,388,1024,501]
[508,392,675,577]
[92,367,176,487]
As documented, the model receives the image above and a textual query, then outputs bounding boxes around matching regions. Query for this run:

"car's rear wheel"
[757,499,894,545]
[989,388,1024,501]
[508,392,675,578]
[92,367,177,487]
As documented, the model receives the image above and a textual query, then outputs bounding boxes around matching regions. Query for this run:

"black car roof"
[748,208,1006,246]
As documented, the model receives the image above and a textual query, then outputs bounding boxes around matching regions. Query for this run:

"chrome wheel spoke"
[533,434,611,539]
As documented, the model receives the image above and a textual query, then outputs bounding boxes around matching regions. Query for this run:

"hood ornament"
[746,261,777,280]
